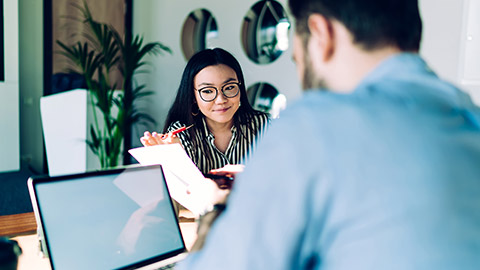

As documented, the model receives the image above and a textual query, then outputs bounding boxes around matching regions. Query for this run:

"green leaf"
[87,125,101,155]
[55,0,169,168]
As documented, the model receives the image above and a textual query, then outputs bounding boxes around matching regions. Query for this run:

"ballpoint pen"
[160,124,194,139]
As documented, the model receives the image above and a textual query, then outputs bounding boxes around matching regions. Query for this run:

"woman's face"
[193,64,241,127]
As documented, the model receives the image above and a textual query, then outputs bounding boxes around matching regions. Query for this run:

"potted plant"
[56,1,170,168]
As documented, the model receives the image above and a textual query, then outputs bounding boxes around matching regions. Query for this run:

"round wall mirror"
[181,9,219,60]
[247,82,287,118]
[241,0,290,65]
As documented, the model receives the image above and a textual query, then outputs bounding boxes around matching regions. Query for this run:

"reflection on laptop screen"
[30,165,185,270]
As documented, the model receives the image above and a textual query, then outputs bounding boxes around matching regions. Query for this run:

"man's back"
[177,53,480,269]
[287,54,480,269]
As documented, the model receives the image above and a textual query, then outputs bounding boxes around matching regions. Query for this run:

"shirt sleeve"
[166,121,196,161]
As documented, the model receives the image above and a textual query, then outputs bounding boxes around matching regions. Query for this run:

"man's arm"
[189,204,225,252]
[175,109,317,270]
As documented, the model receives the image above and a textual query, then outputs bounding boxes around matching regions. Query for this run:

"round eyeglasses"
[195,82,241,102]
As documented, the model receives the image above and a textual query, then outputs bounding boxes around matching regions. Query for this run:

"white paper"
[128,144,211,216]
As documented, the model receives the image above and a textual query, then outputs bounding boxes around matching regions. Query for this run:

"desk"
[0,212,37,236]
[7,211,197,270]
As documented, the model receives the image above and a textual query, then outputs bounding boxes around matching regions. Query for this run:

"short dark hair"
[288,0,422,51]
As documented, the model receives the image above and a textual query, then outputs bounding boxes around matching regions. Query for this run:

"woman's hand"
[208,164,244,179]
[205,164,245,190]
[140,131,180,146]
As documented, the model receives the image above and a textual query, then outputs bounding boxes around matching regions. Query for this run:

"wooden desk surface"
[8,210,197,270]
[0,212,37,237]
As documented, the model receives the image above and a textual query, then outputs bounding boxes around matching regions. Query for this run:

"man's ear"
[307,14,334,61]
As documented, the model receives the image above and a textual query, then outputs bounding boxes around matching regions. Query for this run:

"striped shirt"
[166,113,269,175]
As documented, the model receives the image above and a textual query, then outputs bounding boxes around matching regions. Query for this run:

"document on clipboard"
[128,144,212,216]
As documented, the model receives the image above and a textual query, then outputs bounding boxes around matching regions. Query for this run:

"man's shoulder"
[285,91,368,120]
[267,91,368,145]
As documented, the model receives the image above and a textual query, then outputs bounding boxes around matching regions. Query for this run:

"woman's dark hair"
[163,48,264,142]
[289,0,422,51]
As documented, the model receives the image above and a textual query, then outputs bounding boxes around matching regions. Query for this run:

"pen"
[160,124,194,139]
[170,124,194,136]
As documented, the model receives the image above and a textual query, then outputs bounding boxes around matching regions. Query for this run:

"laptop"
[28,165,188,270]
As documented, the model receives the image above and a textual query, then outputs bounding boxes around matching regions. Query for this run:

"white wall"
[131,0,300,145]
[0,0,20,173]
[419,0,480,104]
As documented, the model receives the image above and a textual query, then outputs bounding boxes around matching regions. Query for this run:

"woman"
[141,48,269,176]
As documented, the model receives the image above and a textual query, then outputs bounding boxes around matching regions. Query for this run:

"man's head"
[289,0,423,91]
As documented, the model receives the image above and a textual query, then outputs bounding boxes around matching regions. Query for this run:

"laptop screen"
[29,165,186,270]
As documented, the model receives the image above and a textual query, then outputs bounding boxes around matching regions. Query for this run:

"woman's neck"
[204,118,234,154]
[205,118,234,134]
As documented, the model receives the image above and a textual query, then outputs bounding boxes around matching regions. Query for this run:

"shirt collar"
[358,53,476,107]
[356,53,433,91]
[201,117,238,140]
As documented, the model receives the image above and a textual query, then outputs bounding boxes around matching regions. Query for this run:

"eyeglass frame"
[194,81,242,102]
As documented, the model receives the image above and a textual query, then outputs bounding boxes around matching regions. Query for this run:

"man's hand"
[187,178,230,206]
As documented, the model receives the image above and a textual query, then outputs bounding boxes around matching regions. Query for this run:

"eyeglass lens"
[199,83,240,102]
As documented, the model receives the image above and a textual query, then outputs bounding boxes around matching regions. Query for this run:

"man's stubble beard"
[301,45,326,91]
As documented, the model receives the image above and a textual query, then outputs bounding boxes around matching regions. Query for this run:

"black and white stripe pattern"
[167,113,269,175]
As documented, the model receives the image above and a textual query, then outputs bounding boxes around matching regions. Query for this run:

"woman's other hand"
[140,131,180,146]
[208,164,245,179]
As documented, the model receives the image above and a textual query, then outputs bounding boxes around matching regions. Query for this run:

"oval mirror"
[241,0,291,64]
[181,9,219,60]
[247,82,287,119]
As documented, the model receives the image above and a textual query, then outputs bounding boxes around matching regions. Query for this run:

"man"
[177,0,480,269]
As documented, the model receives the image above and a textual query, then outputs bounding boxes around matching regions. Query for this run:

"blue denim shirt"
[177,53,480,270]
